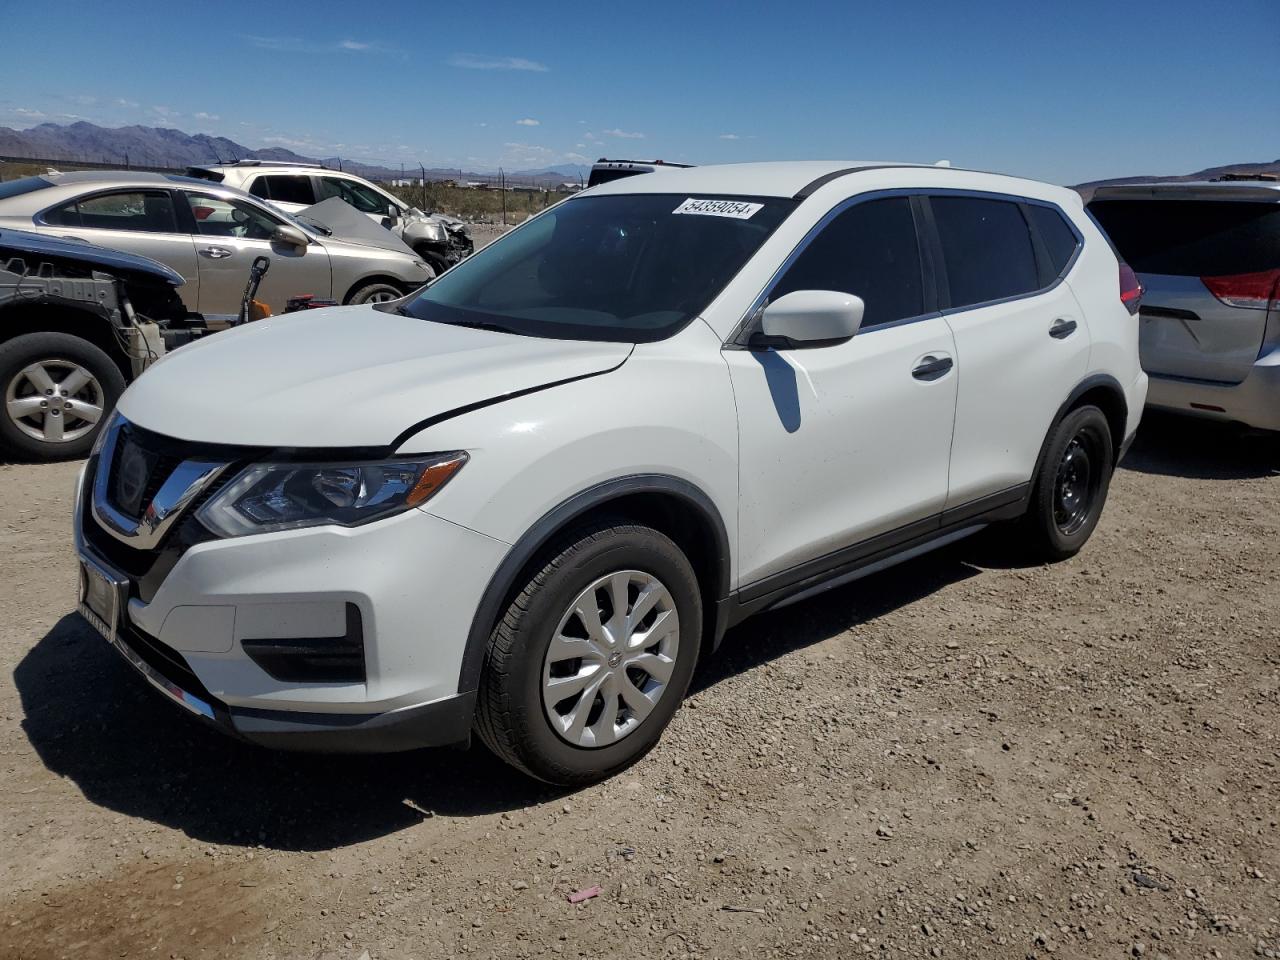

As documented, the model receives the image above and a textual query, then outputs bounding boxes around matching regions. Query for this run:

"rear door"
[928,194,1090,508]
[40,189,201,310]
[1087,198,1280,384]
[177,190,332,316]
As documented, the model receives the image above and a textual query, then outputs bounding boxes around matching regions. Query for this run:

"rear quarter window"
[1087,199,1280,277]
[1026,204,1081,277]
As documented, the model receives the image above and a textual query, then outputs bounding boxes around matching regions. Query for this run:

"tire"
[1021,404,1114,562]
[346,281,408,305]
[476,520,702,785]
[413,247,450,277]
[0,332,125,462]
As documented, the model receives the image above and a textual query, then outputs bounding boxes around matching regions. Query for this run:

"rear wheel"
[476,520,702,785]
[0,333,124,461]
[1021,405,1114,561]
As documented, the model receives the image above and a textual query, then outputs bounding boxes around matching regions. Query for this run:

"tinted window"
[255,175,316,205]
[183,193,282,240]
[771,197,923,327]
[1087,199,1280,277]
[318,177,387,214]
[1026,204,1080,277]
[932,196,1038,308]
[404,194,795,342]
[45,191,177,233]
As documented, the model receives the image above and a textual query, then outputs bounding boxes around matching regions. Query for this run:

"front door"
[726,195,958,589]
[178,191,332,317]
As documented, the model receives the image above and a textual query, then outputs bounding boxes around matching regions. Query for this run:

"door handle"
[911,355,953,381]
[1049,317,1078,339]
[199,246,233,260]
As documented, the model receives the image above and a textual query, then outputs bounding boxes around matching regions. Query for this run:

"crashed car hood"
[0,227,184,288]
[117,305,632,448]
[298,197,417,255]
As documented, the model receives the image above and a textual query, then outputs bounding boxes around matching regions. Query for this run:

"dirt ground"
[1,412,1277,960]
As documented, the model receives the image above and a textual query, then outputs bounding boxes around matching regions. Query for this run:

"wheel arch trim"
[455,474,731,696]
[1033,373,1128,483]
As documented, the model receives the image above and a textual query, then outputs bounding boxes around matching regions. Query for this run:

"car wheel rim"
[4,359,104,444]
[363,288,400,303]
[541,570,680,749]
[1053,435,1096,535]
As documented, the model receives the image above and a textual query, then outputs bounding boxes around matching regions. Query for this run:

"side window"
[258,175,316,205]
[318,176,386,214]
[1026,204,1080,278]
[770,197,924,328]
[44,191,177,233]
[183,193,282,241]
[931,196,1038,308]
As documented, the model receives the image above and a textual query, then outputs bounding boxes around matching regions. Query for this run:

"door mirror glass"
[271,224,309,248]
[760,290,864,345]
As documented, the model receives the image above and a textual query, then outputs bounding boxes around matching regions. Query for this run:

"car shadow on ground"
[14,537,1000,852]
[1120,411,1280,480]
[14,614,562,851]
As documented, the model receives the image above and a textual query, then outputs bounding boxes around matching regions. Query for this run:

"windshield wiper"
[444,319,521,335]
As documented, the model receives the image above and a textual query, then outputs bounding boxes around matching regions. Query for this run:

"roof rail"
[230,159,325,169]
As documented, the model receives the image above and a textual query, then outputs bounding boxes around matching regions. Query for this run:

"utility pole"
[500,168,507,225]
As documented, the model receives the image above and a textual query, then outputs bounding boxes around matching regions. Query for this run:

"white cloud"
[150,105,181,119]
[448,53,549,72]
[246,35,390,54]
[575,143,586,148]
[583,132,599,142]
[605,128,645,140]
[719,133,741,140]
[515,118,540,127]
[194,111,220,121]
[562,152,589,163]
[115,98,139,109]
[14,107,45,118]
[339,40,371,50]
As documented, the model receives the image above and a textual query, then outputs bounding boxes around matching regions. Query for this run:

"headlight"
[195,453,467,538]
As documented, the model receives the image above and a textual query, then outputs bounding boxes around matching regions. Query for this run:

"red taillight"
[1201,268,1280,310]
[1119,262,1143,315]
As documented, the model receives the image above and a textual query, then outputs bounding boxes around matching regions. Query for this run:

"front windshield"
[400,193,795,342]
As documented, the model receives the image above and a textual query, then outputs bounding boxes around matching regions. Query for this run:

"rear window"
[253,175,316,205]
[1088,199,1280,277]
[932,196,1039,308]
[0,176,52,201]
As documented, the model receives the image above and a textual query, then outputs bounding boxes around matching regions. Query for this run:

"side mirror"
[386,203,401,221]
[271,224,309,249]
[759,290,865,346]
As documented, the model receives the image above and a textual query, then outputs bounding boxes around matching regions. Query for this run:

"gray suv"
[1088,180,1280,432]
[0,172,435,317]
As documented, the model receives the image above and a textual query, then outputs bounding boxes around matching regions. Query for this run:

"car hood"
[0,227,184,287]
[117,305,632,448]
[298,197,417,256]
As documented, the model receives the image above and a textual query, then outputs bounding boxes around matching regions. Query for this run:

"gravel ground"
[1,412,1277,960]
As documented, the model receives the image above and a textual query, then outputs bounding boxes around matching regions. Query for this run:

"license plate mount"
[78,556,124,643]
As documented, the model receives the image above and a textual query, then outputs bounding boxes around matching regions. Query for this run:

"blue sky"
[0,0,1276,183]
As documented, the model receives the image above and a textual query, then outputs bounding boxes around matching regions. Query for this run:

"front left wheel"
[0,332,125,461]
[476,520,702,785]
[346,281,409,305]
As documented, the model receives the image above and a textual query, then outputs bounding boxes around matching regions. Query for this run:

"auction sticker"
[673,198,763,219]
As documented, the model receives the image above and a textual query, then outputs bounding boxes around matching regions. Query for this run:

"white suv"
[74,161,1147,784]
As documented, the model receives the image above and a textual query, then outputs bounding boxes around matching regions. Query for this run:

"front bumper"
[74,464,508,752]
[1145,346,1280,432]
